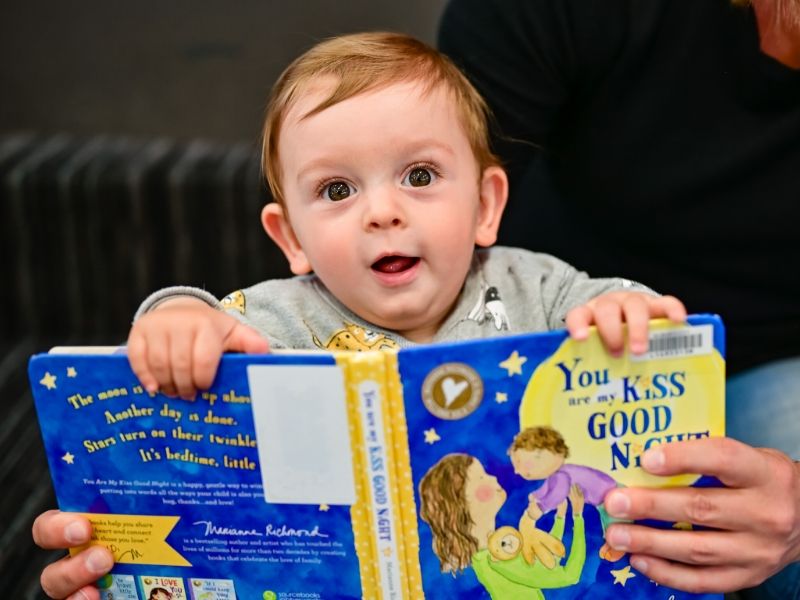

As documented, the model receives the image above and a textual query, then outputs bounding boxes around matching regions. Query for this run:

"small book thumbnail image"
[97,574,237,600]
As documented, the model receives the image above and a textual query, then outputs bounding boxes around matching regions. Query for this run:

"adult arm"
[548,512,566,540]
[604,438,800,593]
[438,0,627,176]
[438,0,571,165]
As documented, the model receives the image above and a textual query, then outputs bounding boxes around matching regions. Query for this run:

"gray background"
[1,0,448,141]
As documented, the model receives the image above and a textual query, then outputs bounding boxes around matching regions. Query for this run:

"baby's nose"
[364,190,407,230]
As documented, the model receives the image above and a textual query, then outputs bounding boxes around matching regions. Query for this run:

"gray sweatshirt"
[135,246,651,351]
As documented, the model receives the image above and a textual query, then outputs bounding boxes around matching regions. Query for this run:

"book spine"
[383,351,423,598]
[339,353,405,599]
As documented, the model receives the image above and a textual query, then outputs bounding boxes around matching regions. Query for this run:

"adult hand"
[32,510,114,599]
[603,437,800,593]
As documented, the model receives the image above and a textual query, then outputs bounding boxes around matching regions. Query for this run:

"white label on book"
[356,380,403,599]
[248,364,356,505]
[631,324,714,361]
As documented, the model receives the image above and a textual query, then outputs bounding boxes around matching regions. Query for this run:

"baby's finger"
[621,294,651,354]
[192,325,225,391]
[225,322,270,354]
[39,548,112,600]
[593,296,624,355]
[145,328,175,396]
[651,294,687,323]
[565,305,594,340]
[169,328,197,400]
[127,329,158,394]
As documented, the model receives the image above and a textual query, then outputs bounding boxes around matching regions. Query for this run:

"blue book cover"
[393,315,725,599]
[30,351,362,599]
[29,315,725,599]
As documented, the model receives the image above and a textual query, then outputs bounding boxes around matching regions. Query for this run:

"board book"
[29,315,725,599]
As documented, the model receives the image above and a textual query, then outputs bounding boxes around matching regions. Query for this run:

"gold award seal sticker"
[421,362,483,420]
[519,320,725,487]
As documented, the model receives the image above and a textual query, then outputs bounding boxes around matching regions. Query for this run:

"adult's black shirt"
[439,0,800,374]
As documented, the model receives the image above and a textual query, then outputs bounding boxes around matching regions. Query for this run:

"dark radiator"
[1,132,290,344]
[0,133,290,597]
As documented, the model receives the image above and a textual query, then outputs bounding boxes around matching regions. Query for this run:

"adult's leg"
[727,356,800,459]
[727,356,800,600]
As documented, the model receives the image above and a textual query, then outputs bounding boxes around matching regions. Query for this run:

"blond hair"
[508,426,570,459]
[261,31,499,204]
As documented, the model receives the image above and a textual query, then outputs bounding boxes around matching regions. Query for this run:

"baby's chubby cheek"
[474,484,496,503]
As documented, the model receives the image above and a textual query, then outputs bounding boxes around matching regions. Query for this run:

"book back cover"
[29,351,364,599]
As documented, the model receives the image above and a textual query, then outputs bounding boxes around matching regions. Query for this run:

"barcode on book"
[631,324,714,361]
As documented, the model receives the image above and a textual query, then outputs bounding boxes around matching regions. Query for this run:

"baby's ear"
[261,203,312,275]
[474,166,508,247]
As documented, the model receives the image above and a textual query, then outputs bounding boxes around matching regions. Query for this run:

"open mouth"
[371,255,420,274]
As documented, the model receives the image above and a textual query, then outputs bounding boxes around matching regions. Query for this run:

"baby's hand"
[568,484,585,516]
[526,499,544,521]
[127,297,269,399]
[566,292,686,356]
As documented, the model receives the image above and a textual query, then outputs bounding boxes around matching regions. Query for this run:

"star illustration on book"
[673,521,693,530]
[61,452,75,465]
[495,392,508,403]
[319,504,330,512]
[40,372,57,390]
[383,547,392,557]
[610,565,636,586]
[423,428,441,444]
[499,351,527,376]
[66,366,77,377]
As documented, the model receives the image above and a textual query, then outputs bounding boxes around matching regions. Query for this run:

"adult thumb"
[224,323,270,354]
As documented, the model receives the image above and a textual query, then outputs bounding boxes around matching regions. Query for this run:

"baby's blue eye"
[405,167,433,187]
[325,181,352,201]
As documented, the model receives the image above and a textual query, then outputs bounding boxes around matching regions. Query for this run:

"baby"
[33,32,683,598]
[509,426,625,562]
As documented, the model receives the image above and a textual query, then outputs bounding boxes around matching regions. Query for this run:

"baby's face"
[273,80,504,342]
[511,448,565,480]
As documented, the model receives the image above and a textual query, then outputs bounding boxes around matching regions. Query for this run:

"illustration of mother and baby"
[419,426,622,599]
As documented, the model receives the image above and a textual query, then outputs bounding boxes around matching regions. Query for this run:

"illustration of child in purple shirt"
[508,426,625,562]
